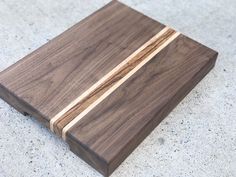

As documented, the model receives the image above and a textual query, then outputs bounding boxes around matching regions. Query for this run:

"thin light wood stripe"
[53,27,177,137]
[50,27,170,132]
[62,28,180,140]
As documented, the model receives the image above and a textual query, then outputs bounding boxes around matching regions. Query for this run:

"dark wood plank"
[67,34,217,176]
[0,0,164,127]
[0,1,218,176]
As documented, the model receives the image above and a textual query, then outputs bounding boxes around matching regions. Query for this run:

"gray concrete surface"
[0,0,235,176]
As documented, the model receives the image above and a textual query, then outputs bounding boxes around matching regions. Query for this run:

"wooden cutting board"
[0,0,218,176]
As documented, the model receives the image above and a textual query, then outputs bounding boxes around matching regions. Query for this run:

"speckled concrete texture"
[0,0,235,177]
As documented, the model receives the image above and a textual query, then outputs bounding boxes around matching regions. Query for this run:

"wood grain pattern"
[0,1,218,176]
[0,0,164,128]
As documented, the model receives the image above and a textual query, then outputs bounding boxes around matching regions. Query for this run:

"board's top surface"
[0,1,217,176]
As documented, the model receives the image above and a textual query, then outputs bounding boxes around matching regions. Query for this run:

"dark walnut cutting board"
[0,0,218,176]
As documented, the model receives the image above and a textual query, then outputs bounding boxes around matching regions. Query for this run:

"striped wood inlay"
[50,27,170,132]
[60,27,180,140]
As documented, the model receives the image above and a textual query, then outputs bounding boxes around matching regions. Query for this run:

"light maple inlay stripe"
[61,27,180,140]
[50,27,171,132]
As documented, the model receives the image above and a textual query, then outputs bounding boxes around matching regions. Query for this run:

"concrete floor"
[0,0,235,176]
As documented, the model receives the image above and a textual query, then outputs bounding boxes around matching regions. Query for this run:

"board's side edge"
[67,134,109,177]
[0,83,49,127]
[107,52,218,176]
